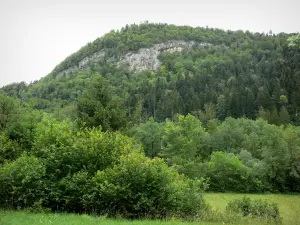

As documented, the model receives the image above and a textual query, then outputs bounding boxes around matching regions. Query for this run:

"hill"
[1,23,300,222]
[2,23,300,126]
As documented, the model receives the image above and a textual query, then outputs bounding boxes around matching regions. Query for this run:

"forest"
[0,23,300,222]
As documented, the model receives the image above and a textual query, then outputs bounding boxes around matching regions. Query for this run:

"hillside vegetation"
[0,23,300,222]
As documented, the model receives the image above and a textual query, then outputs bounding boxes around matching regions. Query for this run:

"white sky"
[0,0,299,87]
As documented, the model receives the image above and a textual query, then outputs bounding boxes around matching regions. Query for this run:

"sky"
[0,0,299,87]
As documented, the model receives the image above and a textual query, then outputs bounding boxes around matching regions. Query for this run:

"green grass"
[205,193,300,225]
[0,210,219,225]
[1,193,299,225]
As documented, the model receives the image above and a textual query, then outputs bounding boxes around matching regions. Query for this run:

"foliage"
[132,116,300,192]
[0,23,300,220]
[93,152,208,218]
[205,193,300,225]
[77,74,127,130]
[0,114,209,219]
[161,114,207,168]
[0,155,45,208]
[0,132,22,164]
[2,24,299,126]
[132,117,163,158]
[226,196,280,222]
[0,91,21,134]
[2,193,300,224]
[206,152,257,192]
[287,34,300,49]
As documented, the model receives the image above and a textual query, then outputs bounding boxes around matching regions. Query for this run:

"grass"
[0,193,299,225]
[204,193,300,225]
[0,211,219,225]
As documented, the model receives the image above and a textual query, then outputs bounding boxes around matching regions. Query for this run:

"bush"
[1,116,209,219]
[33,130,143,181]
[31,119,144,211]
[0,155,45,208]
[92,152,208,219]
[32,116,143,178]
[226,196,281,222]
[0,132,22,164]
[57,171,93,212]
[207,151,251,192]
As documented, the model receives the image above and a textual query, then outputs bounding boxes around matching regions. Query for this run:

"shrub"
[92,152,208,219]
[0,155,45,208]
[1,117,209,219]
[31,121,144,211]
[226,196,281,222]
[0,132,22,164]
[57,171,93,212]
[207,151,251,192]
[33,130,143,181]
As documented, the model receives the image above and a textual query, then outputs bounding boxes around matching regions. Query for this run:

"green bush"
[1,116,210,219]
[207,151,251,192]
[226,196,281,222]
[57,171,93,212]
[34,131,142,181]
[92,152,208,219]
[0,132,22,164]
[30,117,144,211]
[32,116,142,179]
[0,155,45,208]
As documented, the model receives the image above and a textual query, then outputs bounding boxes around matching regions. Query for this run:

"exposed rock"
[119,41,212,72]
[55,40,214,78]
[78,50,106,69]
[56,65,79,79]
[56,50,106,78]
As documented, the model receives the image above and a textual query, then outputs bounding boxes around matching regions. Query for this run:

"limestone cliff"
[56,40,212,78]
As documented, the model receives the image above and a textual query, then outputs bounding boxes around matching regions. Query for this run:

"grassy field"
[0,193,299,225]
[205,193,300,225]
[0,211,220,225]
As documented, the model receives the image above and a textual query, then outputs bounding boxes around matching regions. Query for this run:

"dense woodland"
[0,23,300,219]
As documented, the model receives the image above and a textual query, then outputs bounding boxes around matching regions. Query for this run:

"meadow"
[1,193,299,225]
[205,193,300,225]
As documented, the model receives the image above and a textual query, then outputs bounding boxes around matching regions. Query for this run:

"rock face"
[56,50,106,78]
[119,41,203,72]
[56,65,78,79]
[55,40,212,78]
[78,50,106,69]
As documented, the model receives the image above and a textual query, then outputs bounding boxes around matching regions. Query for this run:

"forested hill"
[2,23,300,126]
[1,23,300,216]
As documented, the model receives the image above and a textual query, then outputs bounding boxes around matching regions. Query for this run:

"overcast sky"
[0,0,299,87]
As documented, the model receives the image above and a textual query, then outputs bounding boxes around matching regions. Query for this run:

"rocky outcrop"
[56,65,79,79]
[56,50,106,78]
[55,40,213,78]
[119,41,208,72]
[78,50,106,69]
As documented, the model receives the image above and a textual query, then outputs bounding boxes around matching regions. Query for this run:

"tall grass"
[204,193,300,225]
[0,210,220,225]
[1,193,299,225]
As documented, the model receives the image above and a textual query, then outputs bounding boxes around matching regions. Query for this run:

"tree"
[282,125,300,192]
[279,106,290,124]
[261,124,290,191]
[161,114,207,170]
[207,151,250,192]
[257,107,271,122]
[287,34,300,49]
[279,95,288,105]
[216,95,227,120]
[0,132,22,164]
[77,73,127,131]
[269,107,280,125]
[0,91,20,133]
[133,117,162,158]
